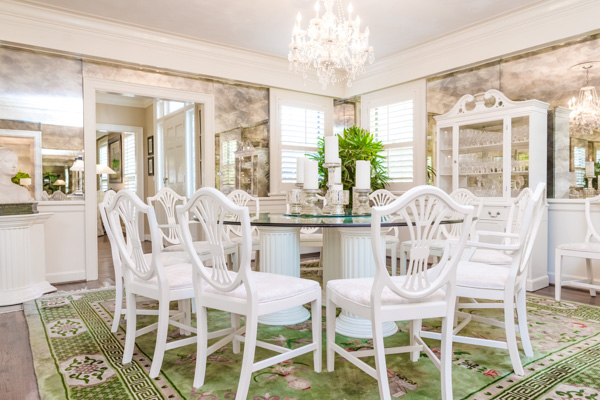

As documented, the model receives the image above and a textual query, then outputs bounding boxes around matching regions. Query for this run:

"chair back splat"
[147,187,188,249]
[372,186,474,300]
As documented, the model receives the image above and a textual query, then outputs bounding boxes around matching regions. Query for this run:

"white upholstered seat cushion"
[231,236,260,246]
[300,233,323,243]
[163,240,237,254]
[327,276,446,307]
[456,261,509,290]
[203,272,320,303]
[468,249,513,265]
[557,242,600,252]
[384,235,400,244]
[146,251,191,266]
[134,263,194,290]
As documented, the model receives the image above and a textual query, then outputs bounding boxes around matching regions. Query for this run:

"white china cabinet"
[435,89,550,291]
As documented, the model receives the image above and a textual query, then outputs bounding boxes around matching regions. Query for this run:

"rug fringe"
[40,286,116,298]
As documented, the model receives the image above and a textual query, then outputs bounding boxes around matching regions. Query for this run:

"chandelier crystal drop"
[288,0,374,90]
[568,63,600,136]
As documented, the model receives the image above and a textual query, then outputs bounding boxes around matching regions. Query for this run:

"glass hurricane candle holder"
[353,188,371,215]
[301,189,321,215]
[287,189,303,215]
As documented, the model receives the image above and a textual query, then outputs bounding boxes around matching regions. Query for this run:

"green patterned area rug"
[25,285,600,399]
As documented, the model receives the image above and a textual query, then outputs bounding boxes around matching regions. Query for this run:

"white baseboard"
[47,271,86,284]
[526,274,550,292]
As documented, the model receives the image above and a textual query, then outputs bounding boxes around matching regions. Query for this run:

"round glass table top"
[225,213,468,228]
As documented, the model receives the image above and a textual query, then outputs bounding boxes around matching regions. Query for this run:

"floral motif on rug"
[24,289,600,399]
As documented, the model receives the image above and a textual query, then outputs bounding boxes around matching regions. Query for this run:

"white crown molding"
[0,0,345,98]
[346,0,600,97]
[0,0,599,100]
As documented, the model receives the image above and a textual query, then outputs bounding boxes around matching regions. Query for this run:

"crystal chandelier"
[288,0,374,90]
[568,62,600,136]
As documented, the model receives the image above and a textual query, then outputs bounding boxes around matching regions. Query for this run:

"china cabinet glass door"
[510,116,530,197]
[457,120,504,197]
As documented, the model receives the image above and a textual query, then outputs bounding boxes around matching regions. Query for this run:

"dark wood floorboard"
[4,237,600,399]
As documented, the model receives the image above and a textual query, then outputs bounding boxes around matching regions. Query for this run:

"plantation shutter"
[98,136,109,191]
[280,105,324,184]
[123,133,137,191]
[369,100,414,183]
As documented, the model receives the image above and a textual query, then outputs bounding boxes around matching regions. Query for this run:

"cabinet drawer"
[480,205,508,221]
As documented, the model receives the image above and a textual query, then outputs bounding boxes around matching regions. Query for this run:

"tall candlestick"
[334,157,342,184]
[304,159,319,190]
[325,136,339,164]
[355,160,370,189]
[296,157,305,183]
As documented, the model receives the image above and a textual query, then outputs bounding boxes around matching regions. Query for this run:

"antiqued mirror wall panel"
[426,33,600,199]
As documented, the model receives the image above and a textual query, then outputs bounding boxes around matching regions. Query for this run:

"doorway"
[84,77,215,281]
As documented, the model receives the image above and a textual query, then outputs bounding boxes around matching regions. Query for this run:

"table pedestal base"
[325,227,398,338]
[256,226,309,325]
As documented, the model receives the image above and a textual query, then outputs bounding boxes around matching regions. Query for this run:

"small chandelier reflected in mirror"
[288,0,374,90]
[568,62,600,136]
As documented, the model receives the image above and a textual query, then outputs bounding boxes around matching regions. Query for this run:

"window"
[369,100,414,183]
[269,89,333,194]
[97,136,108,191]
[280,106,325,184]
[123,132,136,191]
[361,80,426,192]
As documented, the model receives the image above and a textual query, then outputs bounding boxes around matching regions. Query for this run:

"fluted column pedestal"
[0,213,55,306]
[324,227,398,338]
[256,226,309,325]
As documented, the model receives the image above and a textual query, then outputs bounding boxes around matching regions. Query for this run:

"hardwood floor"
[1,239,599,399]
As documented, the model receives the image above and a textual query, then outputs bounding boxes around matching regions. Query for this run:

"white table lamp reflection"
[71,156,84,196]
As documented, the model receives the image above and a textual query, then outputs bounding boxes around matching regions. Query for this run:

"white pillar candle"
[324,136,339,164]
[587,161,595,177]
[296,157,305,183]
[304,159,319,189]
[355,160,371,189]
[334,157,342,184]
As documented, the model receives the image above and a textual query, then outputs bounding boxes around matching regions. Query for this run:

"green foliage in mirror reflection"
[11,170,31,186]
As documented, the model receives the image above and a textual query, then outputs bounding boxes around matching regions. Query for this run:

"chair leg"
[516,288,533,357]
[232,313,241,354]
[440,316,454,400]
[236,311,258,400]
[193,305,209,388]
[391,244,397,277]
[149,299,171,378]
[178,299,191,336]
[555,250,562,302]
[111,279,123,333]
[410,319,422,362]
[503,299,524,376]
[122,291,137,364]
[400,245,407,275]
[311,297,322,373]
[326,296,337,372]
[372,315,392,400]
[586,258,596,297]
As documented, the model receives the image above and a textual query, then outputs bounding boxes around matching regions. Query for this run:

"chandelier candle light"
[288,0,374,89]
[568,62,600,136]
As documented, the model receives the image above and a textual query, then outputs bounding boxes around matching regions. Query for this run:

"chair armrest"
[473,230,519,240]
[466,240,520,251]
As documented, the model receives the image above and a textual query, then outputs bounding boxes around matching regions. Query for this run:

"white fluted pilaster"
[256,226,309,325]
[0,213,55,306]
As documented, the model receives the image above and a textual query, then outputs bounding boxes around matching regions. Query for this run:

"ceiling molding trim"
[0,0,345,98]
[345,0,600,97]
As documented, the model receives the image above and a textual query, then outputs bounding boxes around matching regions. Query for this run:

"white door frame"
[83,77,215,281]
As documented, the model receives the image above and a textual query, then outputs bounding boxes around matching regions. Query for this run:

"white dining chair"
[327,186,474,400]
[299,193,327,272]
[468,187,531,265]
[422,183,546,376]
[177,188,322,399]
[105,189,233,378]
[148,187,239,266]
[99,190,190,333]
[555,194,600,301]
[226,190,261,269]
[369,189,401,276]
[399,188,482,275]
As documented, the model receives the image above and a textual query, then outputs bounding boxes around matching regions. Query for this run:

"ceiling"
[25,0,543,60]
